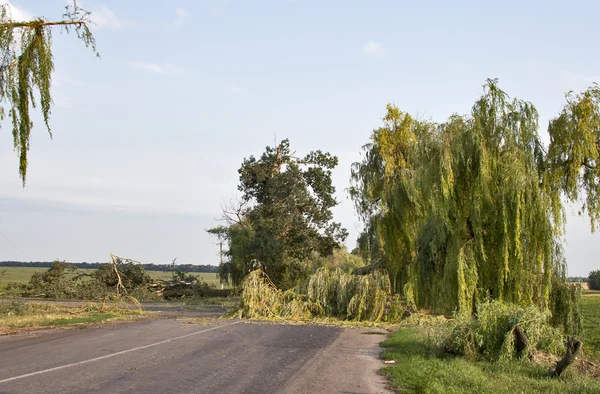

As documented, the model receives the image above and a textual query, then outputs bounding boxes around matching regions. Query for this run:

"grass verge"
[0,300,146,334]
[380,323,600,393]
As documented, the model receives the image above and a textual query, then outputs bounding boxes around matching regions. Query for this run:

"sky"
[0,0,599,276]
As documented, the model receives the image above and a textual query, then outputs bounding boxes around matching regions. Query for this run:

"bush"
[445,301,565,361]
[589,270,600,291]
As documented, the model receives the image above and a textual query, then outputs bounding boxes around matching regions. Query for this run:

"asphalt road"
[0,313,390,394]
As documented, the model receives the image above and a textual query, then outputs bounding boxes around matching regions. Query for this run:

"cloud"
[128,61,182,75]
[53,74,84,88]
[167,7,188,29]
[230,84,248,96]
[363,41,388,57]
[562,70,600,86]
[88,5,125,30]
[3,1,32,21]
[53,96,73,109]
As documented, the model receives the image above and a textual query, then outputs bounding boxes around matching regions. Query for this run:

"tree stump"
[552,336,582,377]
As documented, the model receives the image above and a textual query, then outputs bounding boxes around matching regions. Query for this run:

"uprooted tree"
[5,256,218,300]
[209,139,348,289]
[350,79,599,319]
[0,1,99,184]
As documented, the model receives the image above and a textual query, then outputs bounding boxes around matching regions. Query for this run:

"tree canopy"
[350,79,599,314]
[210,139,348,289]
[0,1,98,184]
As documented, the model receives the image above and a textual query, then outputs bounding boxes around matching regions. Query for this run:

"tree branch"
[0,20,86,29]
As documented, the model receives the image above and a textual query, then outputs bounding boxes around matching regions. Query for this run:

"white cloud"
[3,1,32,21]
[363,41,388,57]
[53,74,85,88]
[167,7,188,29]
[128,61,182,75]
[53,95,73,109]
[562,70,600,87]
[89,5,125,30]
[230,84,247,96]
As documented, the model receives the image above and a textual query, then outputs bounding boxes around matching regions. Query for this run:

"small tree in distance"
[589,270,600,291]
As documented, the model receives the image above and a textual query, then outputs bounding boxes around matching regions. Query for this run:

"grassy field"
[0,266,223,290]
[381,295,600,393]
[581,295,600,360]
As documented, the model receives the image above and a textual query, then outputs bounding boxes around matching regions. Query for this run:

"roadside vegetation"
[0,260,230,301]
[0,300,145,335]
[380,324,600,393]
[0,266,223,290]
[209,79,600,392]
[0,260,233,332]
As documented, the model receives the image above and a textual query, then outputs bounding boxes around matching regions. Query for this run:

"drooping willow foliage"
[350,79,600,315]
[0,1,98,184]
[237,268,395,322]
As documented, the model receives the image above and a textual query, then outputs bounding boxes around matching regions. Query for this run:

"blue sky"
[0,0,599,276]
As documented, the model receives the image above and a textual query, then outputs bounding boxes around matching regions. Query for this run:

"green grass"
[0,267,225,290]
[0,267,56,289]
[380,327,600,393]
[581,295,600,361]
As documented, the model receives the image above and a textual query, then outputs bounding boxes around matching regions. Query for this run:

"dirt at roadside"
[280,327,393,394]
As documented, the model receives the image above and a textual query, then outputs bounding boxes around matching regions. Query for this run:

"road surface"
[0,312,391,393]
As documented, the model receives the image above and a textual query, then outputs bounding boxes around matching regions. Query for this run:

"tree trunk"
[514,326,529,359]
[552,337,582,377]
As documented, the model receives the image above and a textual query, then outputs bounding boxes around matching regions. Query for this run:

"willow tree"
[351,79,599,315]
[0,1,98,184]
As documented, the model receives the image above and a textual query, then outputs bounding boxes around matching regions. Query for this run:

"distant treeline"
[0,261,219,273]
[568,277,589,282]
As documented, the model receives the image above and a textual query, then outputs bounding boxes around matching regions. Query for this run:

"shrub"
[445,300,565,361]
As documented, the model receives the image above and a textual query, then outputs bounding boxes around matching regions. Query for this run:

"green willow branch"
[0,1,99,185]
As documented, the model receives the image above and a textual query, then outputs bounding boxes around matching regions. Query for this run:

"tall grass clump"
[446,300,565,361]
[238,268,393,322]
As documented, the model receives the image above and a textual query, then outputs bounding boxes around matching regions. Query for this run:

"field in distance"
[0,266,225,290]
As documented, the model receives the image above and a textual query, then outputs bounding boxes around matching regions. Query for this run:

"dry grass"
[0,299,146,334]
